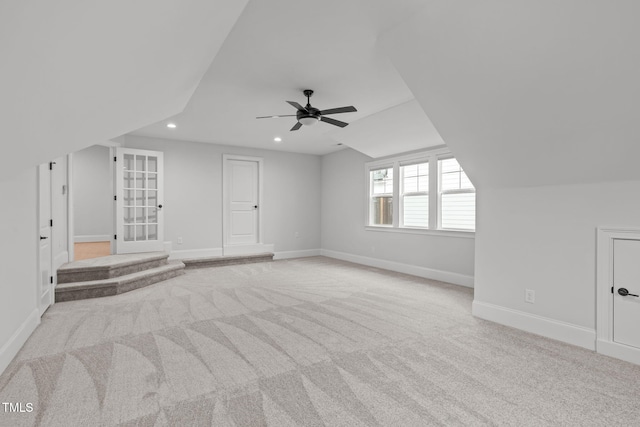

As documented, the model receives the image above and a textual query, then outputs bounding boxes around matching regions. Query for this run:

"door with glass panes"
[115,148,164,253]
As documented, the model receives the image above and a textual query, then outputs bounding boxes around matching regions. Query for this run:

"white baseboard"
[53,250,69,271]
[223,243,275,256]
[320,249,474,288]
[597,340,640,366]
[169,247,223,260]
[274,249,321,260]
[0,309,40,376]
[472,300,596,350]
[74,234,110,243]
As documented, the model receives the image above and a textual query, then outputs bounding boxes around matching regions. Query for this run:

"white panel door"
[38,164,53,314]
[613,239,640,349]
[115,148,164,253]
[227,159,259,246]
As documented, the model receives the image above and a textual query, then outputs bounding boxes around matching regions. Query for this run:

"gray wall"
[474,180,640,330]
[0,169,38,374]
[124,135,321,254]
[73,145,112,240]
[320,148,475,284]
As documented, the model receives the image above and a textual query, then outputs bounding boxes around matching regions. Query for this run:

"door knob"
[40,236,48,240]
[618,288,639,297]
[157,204,163,209]
[254,205,258,209]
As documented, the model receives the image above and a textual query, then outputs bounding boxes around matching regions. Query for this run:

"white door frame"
[222,154,271,256]
[37,163,53,315]
[66,141,121,261]
[114,147,165,253]
[596,227,640,365]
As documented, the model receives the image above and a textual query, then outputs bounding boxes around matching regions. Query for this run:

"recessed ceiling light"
[166,123,177,129]
[274,137,282,143]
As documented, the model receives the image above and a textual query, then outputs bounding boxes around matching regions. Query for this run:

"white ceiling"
[381,0,640,189]
[0,0,249,182]
[130,0,442,156]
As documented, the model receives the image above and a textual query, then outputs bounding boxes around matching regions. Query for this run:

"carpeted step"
[55,261,185,302]
[182,252,274,269]
[57,252,169,284]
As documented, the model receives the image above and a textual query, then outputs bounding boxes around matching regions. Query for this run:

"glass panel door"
[115,148,164,253]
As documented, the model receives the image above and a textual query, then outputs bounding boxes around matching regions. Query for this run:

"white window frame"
[437,155,476,231]
[365,148,475,237]
[368,164,395,227]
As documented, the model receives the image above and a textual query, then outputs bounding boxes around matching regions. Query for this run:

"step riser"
[56,268,184,302]
[183,255,273,270]
[58,258,168,284]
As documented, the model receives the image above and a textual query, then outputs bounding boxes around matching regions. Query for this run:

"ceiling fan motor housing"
[297,107,321,125]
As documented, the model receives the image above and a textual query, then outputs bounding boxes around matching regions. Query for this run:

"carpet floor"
[0,257,639,426]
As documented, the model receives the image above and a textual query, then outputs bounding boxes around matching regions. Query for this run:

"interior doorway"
[222,154,272,256]
[71,145,114,261]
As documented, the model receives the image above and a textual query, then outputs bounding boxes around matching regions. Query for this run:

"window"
[366,150,475,232]
[369,167,393,225]
[401,162,428,227]
[439,158,475,231]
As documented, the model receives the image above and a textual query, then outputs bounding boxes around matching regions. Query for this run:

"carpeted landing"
[1,257,639,426]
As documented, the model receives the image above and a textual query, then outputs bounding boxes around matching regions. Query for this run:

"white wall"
[73,145,112,240]
[473,180,640,347]
[123,135,321,256]
[321,148,475,286]
[0,169,39,375]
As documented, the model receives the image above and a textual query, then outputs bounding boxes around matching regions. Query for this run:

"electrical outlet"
[177,237,183,245]
[525,289,535,304]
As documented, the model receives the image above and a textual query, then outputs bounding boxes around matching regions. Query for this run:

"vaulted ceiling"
[130,0,439,156]
[3,1,639,190]
[381,1,640,189]
[0,0,249,182]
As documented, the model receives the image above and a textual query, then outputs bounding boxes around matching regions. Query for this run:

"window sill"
[365,226,475,239]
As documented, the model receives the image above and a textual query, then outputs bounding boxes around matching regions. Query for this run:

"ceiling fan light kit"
[257,89,357,131]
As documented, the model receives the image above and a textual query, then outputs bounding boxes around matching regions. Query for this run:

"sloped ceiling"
[130,0,430,157]
[380,1,640,189]
[0,0,249,182]
[328,100,445,159]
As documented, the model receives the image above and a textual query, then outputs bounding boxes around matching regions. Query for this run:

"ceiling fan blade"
[256,114,296,119]
[318,106,357,115]
[320,116,349,128]
[286,101,307,112]
[290,122,303,131]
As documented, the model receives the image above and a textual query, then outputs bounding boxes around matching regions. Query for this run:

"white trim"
[596,340,640,366]
[0,309,40,376]
[274,249,321,260]
[53,251,69,272]
[472,300,596,350]
[66,153,74,263]
[224,243,274,256]
[222,154,265,254]
[320,249,474,288]
[169,247,223,260]
[596,227,640,364]
[74,234,111,243]
[365,226,475,239]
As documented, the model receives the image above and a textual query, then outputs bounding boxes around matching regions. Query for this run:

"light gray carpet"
[1,256,639,426]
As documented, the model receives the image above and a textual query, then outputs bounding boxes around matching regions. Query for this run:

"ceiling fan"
[257,89,357,131]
